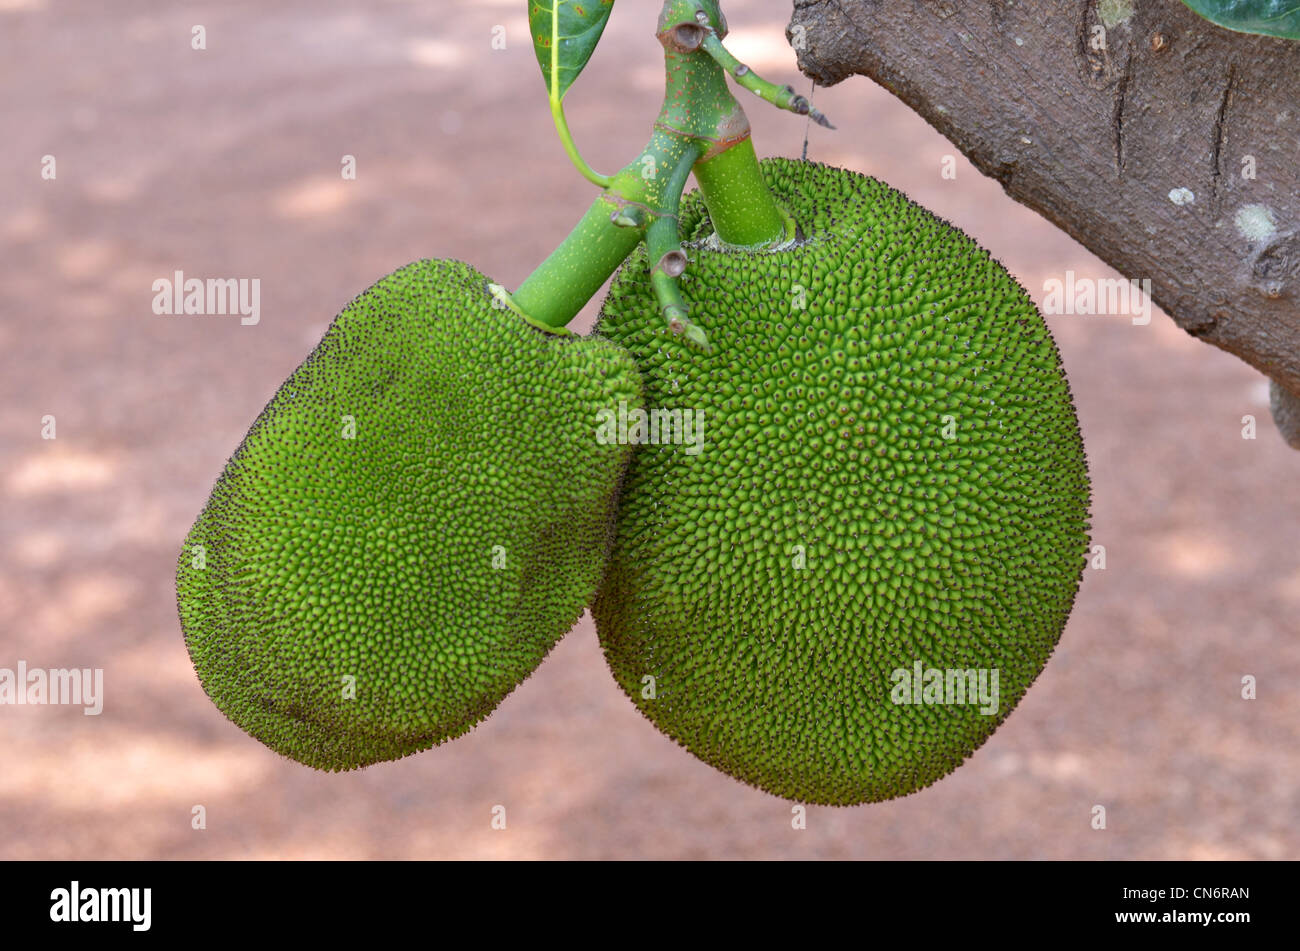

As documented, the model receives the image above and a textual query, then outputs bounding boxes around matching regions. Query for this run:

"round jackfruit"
[177,259,642,770]
[593,158,1090,805]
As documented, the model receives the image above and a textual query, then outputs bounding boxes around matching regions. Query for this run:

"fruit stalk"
[692,138,793,249]
[509,0,809,340]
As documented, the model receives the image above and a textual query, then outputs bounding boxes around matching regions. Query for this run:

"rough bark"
[789,0,1300,448]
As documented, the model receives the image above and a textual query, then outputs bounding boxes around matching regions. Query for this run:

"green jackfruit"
[177,258,641,770]
[594,158,1090,805]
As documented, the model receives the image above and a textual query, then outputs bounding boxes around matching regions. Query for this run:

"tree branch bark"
[789,0,1300,447]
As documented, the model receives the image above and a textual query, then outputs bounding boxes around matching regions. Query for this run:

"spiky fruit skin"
[594,159,1090,805]
[177,259,642,770]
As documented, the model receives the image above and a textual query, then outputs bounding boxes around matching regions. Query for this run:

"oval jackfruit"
[594,159,1090,805]
[177,259,642,770]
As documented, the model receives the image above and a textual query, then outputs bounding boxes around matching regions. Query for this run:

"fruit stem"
[656,0,790,248]
[508,195,642,331]
[510,123,704,334]
[508,0,815,336]
[693,138,793,249]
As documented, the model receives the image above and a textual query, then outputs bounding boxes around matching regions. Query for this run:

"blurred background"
[1,0,1296,859]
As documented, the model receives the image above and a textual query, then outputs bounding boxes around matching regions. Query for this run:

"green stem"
[510,126,700,330]
[647,141,709,351]
[550,97,612,189]
[692,138,791,249]
[655,2,787,248]
[698,33,834,130]
[509,195,640,331]
[509,0,813,339]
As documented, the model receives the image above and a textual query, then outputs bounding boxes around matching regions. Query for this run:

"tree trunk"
[789,0,1300,447]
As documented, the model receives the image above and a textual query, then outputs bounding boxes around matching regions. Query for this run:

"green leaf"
[529,1,616,100]
[1181,0,1300,39]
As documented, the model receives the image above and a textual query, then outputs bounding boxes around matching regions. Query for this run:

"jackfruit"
[177,258,642,770]
[593,158,1090,805]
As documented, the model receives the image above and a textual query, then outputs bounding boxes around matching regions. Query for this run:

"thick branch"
[790,0,1300,448]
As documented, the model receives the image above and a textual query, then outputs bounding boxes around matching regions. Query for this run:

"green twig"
[699,32,835,129]
[646,140,710,352]
[507,0,829,346]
